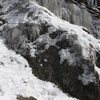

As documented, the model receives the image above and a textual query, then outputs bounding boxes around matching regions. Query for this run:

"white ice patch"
[44,59,47,63]
[28,43,36,57]
[59,49,74,65]
[95,65,100,80]
[78,65,96,85]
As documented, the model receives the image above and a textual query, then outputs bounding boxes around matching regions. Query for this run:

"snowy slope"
[0,38,77,100]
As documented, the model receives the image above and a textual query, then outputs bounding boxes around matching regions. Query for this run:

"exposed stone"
[17,96,37,100]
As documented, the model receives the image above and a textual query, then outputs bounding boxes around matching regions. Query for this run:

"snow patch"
[59,49,74,65]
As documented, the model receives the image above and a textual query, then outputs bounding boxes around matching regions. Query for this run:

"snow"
[44,59,47,63]
[59,49,74,65]
[95,65,100,80]
[28,43,36,57]
[78,65,96,85]
[0,39,77,100]
[95,66,100,75]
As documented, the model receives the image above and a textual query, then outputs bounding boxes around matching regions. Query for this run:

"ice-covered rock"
[37,0,100,38]
[0,0,100,100]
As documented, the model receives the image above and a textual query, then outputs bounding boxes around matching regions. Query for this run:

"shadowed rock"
[17,96,37,100]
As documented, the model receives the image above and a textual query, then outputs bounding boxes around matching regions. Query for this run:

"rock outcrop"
[0,0,100,100]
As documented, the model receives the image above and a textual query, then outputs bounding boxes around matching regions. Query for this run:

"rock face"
[1,0,100,100]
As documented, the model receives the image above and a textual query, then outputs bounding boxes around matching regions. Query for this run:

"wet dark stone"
[17,96,37,100]
[96,52,100,68]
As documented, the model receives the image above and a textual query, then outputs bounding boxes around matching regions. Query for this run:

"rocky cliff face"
[0,0,100,100]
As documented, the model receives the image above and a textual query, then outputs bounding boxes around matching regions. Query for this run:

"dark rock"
[17,96,37,100]
[0,0,100,100]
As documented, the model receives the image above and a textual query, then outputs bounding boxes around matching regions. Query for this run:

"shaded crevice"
[96,52,100,68]
[17,95,37,100]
